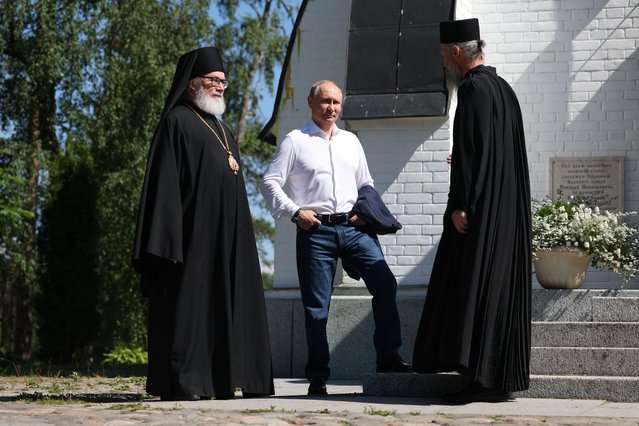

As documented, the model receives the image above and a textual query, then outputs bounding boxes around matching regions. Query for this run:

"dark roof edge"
[257,0,310,145]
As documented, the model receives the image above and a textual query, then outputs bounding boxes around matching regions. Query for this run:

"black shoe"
[307,378,327,395]
[443,382,512,404]
[376,355,413,373]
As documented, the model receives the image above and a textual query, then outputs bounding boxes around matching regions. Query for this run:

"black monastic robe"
[413,65,532,392]
[133,103,274,398]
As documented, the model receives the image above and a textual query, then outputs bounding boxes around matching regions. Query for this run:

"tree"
[0,142,34,360]
[213,0,296,269]
[0,0,297,363]
[36,145,99,363]
[89,0,215,354]
[0,0,99,361]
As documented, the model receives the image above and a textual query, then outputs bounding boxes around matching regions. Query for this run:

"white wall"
[270,0,353,288]
[473,0,639,288]
[271,0,639,290]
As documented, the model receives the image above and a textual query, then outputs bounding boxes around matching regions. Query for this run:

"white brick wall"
[271,0,639,290]
[473,0,639,288]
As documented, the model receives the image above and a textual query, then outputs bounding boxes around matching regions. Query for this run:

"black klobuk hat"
[439,18,481,44]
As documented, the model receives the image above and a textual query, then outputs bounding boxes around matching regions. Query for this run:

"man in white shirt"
[261,80,411,396]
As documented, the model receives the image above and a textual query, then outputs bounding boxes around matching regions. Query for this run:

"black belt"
[316,213,350,225]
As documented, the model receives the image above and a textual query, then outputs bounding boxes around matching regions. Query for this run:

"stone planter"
[533,247,595,289]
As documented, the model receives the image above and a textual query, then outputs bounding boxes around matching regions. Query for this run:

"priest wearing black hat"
[413,18,532,403]
[133,47,274,401]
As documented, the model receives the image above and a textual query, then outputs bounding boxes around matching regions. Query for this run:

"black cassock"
[413,65,532,392]
[133,103,274,398]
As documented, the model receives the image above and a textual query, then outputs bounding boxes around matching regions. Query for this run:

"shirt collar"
[305,119,341,139]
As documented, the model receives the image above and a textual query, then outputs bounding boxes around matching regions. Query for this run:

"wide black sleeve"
[132,117,184,272]
[449,80,493,218]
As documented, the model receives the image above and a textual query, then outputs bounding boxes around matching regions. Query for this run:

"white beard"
[192,89,226,116]
[445,63,463,92]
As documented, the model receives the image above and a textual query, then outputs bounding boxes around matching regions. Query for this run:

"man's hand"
[349,214,367,227]
[452,209,469,234]
[297,209,321,230]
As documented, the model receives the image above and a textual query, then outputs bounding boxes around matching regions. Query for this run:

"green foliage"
[36,145,100,363]
[1,0,297,363]
[102,347,148,365]
[0,139,39,360]
[1,0,102,361]
[213,1,296,271]
[90,0,214,354]
[0,147,34,227]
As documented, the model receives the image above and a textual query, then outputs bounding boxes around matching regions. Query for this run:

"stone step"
[362,373,639,402]
[592,297,639,322]
[531,289,639,322]
[363,372,469,398]
[519,375,639,403]
[532,321,639,347]
[531,347,639,376]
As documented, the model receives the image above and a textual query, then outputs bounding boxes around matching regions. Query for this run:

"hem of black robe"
[413,361,470,375]
[146,377,275,399]
[413,363,529,393]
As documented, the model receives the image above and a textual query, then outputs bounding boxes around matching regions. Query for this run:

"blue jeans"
[296,223,402,382]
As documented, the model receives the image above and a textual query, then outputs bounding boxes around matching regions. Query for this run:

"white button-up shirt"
[260,120,374,218]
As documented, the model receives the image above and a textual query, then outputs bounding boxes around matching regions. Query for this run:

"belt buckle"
[329,213,346,223]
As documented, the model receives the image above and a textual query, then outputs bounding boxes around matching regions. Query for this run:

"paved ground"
[1,376,639,425]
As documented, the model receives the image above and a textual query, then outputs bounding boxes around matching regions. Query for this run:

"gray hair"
[309,80,340,98]
[446,40,486,62]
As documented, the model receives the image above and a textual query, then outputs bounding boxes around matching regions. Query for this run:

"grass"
[305,408,331,414]
[486,414,506,421]
[436,411,455,419]
[0,373,147,405]
[363,406,396,416]
[107,402,151,411]
[24,378,40,388]
[46,383,63,394]
[15,393,84,405]
[34,397,83,405]
[240,405,277,415]
[239,405,296,415]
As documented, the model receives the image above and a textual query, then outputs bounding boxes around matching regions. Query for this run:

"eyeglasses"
[200,76,229,89]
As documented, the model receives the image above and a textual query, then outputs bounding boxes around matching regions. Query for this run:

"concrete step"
[531,347,639,376]
[532,321,639,347]
[362,373,639,402]
[519,375,639,403]
[592,297,639,322]
[363,372,468,398]
[531,289,639,322]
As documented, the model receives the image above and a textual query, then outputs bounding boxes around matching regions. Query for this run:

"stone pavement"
[1,377,639,425]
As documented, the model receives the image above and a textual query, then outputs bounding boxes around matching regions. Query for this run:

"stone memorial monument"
[550,157,624,213]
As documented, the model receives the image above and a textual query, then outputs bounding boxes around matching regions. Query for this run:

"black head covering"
[160,46,225,118]
[440,18,481,44]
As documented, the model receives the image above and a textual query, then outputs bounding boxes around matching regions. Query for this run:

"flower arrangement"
[532,196,639,283]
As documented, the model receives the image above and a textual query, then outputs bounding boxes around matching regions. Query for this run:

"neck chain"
[187,104,239,175]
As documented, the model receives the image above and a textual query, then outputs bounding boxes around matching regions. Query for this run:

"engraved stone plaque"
[549,157,624,213]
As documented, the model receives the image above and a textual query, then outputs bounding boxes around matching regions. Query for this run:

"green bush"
[102,347,148,365]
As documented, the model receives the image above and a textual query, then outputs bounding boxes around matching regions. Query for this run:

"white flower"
[532,197,639,283]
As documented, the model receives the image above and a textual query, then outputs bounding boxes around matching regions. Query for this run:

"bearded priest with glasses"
[133,46,274,401]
